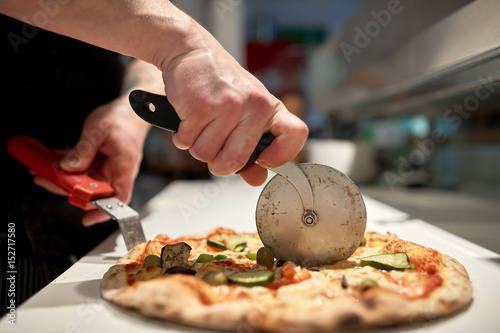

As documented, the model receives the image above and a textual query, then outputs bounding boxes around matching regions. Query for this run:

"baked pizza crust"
[103,274,261,331]
[256,252,472,332]
[101,230,473,332]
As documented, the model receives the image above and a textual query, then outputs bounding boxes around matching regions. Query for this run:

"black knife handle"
[128,89,275,173]
[129,90,180,132]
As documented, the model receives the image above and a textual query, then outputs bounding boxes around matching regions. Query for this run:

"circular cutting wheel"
[256,163,367,266]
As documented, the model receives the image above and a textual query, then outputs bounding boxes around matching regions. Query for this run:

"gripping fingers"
[238,163,269,186]
[257,110,309,170]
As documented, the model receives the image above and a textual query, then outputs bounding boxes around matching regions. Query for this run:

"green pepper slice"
[245,253,257,260]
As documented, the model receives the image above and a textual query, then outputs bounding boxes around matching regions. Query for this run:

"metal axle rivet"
[302,210,318,226]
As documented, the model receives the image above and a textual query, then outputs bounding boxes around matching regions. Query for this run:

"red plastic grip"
[6,135,115,210]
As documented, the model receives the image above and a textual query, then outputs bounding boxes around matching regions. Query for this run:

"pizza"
[101,227,473,332]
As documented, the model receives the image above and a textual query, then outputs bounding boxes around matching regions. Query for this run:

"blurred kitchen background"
[133,0,500,253]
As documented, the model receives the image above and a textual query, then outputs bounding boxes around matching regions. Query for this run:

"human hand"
[34,95,150,226]
[160,29,309,187]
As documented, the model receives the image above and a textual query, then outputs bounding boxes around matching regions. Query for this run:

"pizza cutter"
[129,90,367,266]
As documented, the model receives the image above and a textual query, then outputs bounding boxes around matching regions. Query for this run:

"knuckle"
[221,91,244,110]
[247,92,274,118]
[295,121,309,140]
[198,89,243,113]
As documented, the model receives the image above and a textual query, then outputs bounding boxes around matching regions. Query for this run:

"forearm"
[0,0,204,69]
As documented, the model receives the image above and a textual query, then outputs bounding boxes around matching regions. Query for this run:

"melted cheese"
[130,230,441,303]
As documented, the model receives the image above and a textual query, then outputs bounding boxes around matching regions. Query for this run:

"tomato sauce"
[124,262,141,270]
[409,257,443,297]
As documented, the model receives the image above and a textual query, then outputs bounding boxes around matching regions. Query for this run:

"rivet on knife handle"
[129,90,180,132]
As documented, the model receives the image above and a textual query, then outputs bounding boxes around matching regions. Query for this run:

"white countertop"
[2,175,500,332]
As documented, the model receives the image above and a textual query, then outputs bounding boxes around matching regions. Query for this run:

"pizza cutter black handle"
[128,89,275,173]
[129,90,180,132]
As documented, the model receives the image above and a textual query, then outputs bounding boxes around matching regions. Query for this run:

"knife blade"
[6,135,146,250]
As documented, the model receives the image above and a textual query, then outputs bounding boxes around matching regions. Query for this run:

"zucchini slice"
[196,254,215,263]
[207,239,228,251]
[196,253,228,263]
[227,270,274,287]
[360,253,413,271]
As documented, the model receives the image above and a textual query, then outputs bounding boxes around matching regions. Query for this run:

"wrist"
[139,5,207,72]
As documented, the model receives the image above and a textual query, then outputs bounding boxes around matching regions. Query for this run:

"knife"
[129,90,367,266]
[6,135,146,250]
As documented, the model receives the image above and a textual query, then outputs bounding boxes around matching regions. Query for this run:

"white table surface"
[2,175,500,332]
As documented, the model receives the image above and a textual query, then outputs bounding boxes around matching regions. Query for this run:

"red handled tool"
[7,135,146,250]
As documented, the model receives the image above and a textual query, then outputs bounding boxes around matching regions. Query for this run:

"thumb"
[60,137,100,173]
